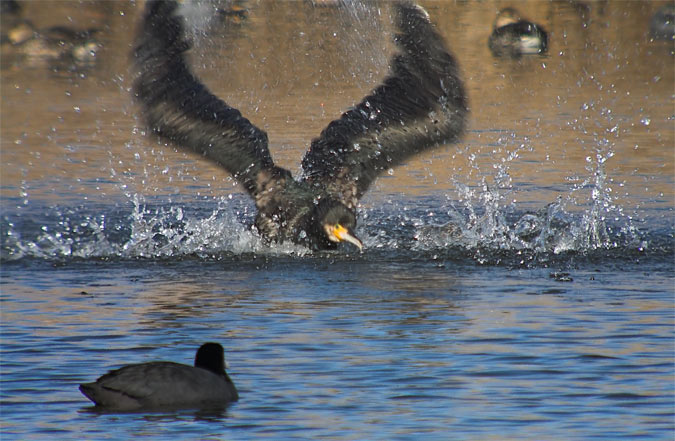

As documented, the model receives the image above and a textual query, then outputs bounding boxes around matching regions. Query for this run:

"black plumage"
[79,343,238,410]
[133,1,467,251]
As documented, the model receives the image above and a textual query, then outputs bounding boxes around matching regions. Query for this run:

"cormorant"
[133,1,467,251]
[79,343,238,410]
[488,7,548,57]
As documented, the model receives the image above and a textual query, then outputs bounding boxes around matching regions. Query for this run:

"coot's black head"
[312,199,362,251]
[194,342,225,375]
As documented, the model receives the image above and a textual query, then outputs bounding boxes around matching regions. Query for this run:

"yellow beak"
[333,224,363,251]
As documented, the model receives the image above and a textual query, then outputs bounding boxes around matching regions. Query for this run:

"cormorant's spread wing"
[133,0,282,198]
[301,3,467,209]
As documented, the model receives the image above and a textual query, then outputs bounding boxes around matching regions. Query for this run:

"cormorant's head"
[314,199,363,251]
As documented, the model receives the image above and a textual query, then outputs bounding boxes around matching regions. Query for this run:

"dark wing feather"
[133,0,282,197]
[301,3,467,209]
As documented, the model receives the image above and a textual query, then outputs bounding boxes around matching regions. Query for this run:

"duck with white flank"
[488,7,548,57]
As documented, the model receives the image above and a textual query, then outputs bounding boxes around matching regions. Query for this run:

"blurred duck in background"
[1,0,100,66]
[9,22,100,63]
[488,7,548,57]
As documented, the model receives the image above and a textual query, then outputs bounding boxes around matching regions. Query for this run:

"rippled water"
[1,1,673,440]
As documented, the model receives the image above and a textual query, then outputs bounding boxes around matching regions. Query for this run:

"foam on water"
[0,146,650,266]
[412,146,644,258]
[1,194,309,261]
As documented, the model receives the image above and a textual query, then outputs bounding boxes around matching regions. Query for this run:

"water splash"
[1,147,648,264]
[0,131,649,264]
[411,143,646,265]
[1,194,312,262]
